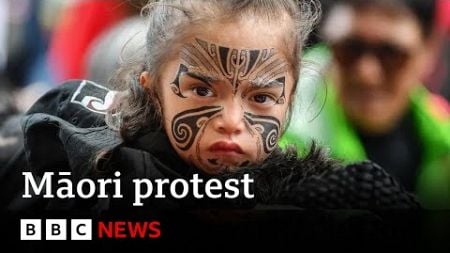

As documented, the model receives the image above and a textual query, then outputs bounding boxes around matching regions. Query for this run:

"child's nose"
[213,98,245,135]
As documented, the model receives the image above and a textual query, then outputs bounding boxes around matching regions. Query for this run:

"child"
[3,0,417,211]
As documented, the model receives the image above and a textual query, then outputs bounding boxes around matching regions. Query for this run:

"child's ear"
[139,71,151,88]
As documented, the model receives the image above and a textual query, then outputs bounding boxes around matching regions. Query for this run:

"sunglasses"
[332,37,412,72]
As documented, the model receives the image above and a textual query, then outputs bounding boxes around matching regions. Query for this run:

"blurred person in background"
[1,0,145,168]
[85,16,146,85]
[48,0,147,84]
[282,0,450,209]
[0,0,7,74]
[0,0,68,116]
[425,0,450,101]
[0,0,65,169]
[4,0,61,88]
[1,0,146,115]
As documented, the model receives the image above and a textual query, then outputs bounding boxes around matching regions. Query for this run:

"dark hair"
[338,0,436,38]
[403,0,436,38]
[106,0,321,142]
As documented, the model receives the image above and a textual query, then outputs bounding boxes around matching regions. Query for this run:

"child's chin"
[198,162,242,175]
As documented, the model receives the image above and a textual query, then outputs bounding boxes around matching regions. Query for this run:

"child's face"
[154,18,294,173]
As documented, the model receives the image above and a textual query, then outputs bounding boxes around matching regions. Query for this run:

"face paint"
[171,64,189,98]
[207,159,219,165]
[206,159,251,172]
[274,77,286,105]
[243,112,280,154]
[171,106,223,151]
[180,38,287,94]
[206,159,250,167]
[163,37,292,173]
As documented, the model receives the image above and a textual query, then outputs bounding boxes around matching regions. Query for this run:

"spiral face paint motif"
[167,38,289,172]
[244,112,280,154]
[172,106,223,151]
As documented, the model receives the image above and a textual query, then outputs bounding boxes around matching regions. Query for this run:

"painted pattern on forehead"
[180,38,288,94]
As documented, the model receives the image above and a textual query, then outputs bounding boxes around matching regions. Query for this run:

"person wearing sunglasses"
[283,0,450,209]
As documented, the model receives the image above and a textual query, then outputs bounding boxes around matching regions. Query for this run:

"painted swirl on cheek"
[171,106,223,151]
[244,112,280,154]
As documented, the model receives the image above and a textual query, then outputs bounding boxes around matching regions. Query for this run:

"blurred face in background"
[328,5,430,134]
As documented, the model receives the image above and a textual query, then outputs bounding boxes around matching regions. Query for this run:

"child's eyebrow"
[248,77,285,89]
[185,72,219,85]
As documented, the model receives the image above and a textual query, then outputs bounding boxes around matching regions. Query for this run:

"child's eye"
[193,86,214,97]
[250,94,276,104]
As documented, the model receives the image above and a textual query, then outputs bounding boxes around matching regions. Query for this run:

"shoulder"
[230,146,420,209]
[26,79,118,128]
[410,87,450,147]
[291,160,420,209]
[20,80,123,174]
[0,115,23,168]
[411,87,449,122]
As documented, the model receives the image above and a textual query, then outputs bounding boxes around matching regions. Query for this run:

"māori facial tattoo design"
[173,38,287,97]
[169,38,288,170]
[172,106,223,151]
[243,112,280,154]
[205,159,251,172]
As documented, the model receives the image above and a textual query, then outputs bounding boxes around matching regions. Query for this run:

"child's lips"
[208,141,245,156]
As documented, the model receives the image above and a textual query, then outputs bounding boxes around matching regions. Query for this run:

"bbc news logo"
[20,219,161,240]
[21,219,92,240]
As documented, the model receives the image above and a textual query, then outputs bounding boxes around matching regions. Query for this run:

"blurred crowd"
[0,0,449,208]
[0,0,146,117]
